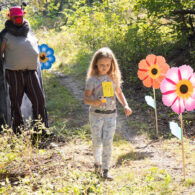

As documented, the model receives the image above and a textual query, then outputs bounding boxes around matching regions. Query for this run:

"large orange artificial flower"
[137,54,170,89]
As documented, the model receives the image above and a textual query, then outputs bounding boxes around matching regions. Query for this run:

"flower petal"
[48,55,55,63]
[192,88,195,99]
[171,98,185,114]
[152,78,161,89]
[184,97,195,111]
[159,63,170,75]
[138,59,149,70]
[189,73,195,87]
[40,63,44,70]
[44,61,52,69]
[146,54,156,66]
[143,76,152,88]
[157,75,167,83]
[179,65,193,80]
[162,92,177,107]
[46,48,54,56]
[160,78,176,93]
[39,44,49,53]
[138,70,148,80]
[156,56,166,66]
[166,67,180,83]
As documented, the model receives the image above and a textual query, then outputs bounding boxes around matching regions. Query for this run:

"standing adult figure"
[1,6,48,134]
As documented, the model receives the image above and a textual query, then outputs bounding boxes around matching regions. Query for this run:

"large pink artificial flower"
[160,65,195,114]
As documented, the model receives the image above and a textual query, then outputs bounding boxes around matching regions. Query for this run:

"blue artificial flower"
[38,44,55,70]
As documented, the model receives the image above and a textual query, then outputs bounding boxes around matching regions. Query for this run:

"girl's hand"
[124,105,132,117]
[93,99,103,107]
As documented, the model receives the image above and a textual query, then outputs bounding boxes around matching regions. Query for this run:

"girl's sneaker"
[94,163,102,176]
[103,169,113,181]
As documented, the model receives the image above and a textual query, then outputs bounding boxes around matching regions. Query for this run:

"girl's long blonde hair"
[87,47,122,86]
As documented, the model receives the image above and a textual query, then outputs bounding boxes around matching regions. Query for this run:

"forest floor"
[50,71,195,194]
[0,71,194,194]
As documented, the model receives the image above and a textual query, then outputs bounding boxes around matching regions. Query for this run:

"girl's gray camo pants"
[89,113,116,170]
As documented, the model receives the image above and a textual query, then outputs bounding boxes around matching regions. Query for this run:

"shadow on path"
[116,151,153,166]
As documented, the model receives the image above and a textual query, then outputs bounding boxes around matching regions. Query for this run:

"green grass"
[0,129,177,194]
[35,30,93,81]
[43,71,80,120]
[0,72,194,194]
[0,28,194,194]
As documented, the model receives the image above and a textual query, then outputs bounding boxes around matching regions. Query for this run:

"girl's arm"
[115,85,132,116]
[84,90,102,106]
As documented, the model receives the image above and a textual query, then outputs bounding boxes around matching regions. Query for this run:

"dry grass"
[0,72,194,194]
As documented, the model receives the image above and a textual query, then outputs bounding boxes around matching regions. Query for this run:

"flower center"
[148,64,160,79]
[151,68,158,75]
[180,84,188,94]
[176,80,193,99]
[39,52,48,63]
[40,54,46,60]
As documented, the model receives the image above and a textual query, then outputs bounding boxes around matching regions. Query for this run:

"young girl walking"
[84,47,132,180]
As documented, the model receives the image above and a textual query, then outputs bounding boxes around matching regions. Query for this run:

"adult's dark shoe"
[31,132,41,146]
[41,129,55,138]
[31,130,54,147]
[103,169,113,181]
[13,126,23,135]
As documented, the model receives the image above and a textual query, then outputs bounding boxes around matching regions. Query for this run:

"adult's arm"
[1,41,5,58]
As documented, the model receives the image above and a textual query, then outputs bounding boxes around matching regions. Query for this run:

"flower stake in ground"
[160,65,195,179]
[138,54,170,136]
[38,44,56,70]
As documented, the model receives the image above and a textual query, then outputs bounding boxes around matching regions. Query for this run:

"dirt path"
[52,71,195,186]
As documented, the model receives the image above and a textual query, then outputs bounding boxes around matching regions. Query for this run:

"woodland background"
[0,0,195,194]
[1,0,194,86]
